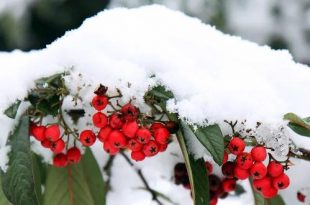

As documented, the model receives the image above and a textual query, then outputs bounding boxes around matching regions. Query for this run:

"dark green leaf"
[234,184,246,196]
[0,177,12,205]
[1,116,41,205]
[4,100,21,119]
[267,195,285,205]
[178,122,209,205]
[43,149,106,205]
[35,73,64,89]
[284,113,310,129]
[191,124,225,165]
[287,123,310,137]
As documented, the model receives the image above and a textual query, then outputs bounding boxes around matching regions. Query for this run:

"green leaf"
[287,123,310,137]
[43,148,106,205]
[191,124,225,165]
[0,177,12,205]
[1,116,41,205]
[235,184,246,196]
[267,195,285,205]
[177,122,209,205]
[284,113,310,137]
[4,100,21,119]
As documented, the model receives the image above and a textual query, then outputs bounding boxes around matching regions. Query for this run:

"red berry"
[205,161,213,174]
[222,161,235,178]
[109,113,124,129]
[128,139,143,151]
[103,141,119,155]
[92,112,108,128]
[136,127,152,144]
[234,166,250,180]
[222,179,236,192]
[251,146,267,161]
[50,139,65,154]
[253,177,271,193]
[122,121,139,138]
[209,197,218,205]
[120,103,140,121]
[158,143,168,152]
[209,175,221,191]
[41,139,51,148]
[223,151,229,164]
[250,162,267,179]
[79,130,96,146]
[143,141,159,157]
[53,153,68,167]
[272,173,290,190]
[30,125,46,141]
[228,137,245,155]
[154,127,170,145]
[45,124,61,142]
[92,95,108,111]
[67,147,81,163]
[262,187,278,199]
[236,152,253,169]
[98,126,112,142]
[131,151,146,161]
[150,122,165,132]
[267,161,283,177]
[297,192,306,202]
[109,130,127,148]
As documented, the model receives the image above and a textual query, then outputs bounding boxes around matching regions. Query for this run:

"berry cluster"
[222,136,290,199]
[29,85,174,167]
[30,124,81,167]
[87,90,172,161]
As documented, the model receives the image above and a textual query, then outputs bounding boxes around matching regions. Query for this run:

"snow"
[0,5,309,205]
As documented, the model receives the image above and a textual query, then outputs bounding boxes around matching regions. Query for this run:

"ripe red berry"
[205,161,213,174]
[223,151,229,164]
[251,146,267,162]
[158,143,168,152]
[154,127,170,145]
[122,121,139,138]
[128,139,143,151]
[92,112,108,128]
[45,124,61,142]
[109,130,127,148]
[228,137,245,155]
[222,161,235,178]
[236,152,253,170]
[67,147,81,163]
[222,179,236,192]
[92,95,108,111]
[272,173,290,190]
[103,141,119,155]
[234,166,250,180]
[131,151,146,161]
[136,128,152,144]
[250,162,267,179]
[262,186,278,199]
[98,126,112,142]
[79,130,96,146]
[50,139,65,154]
[109,113,124,129]
[209,197,218,205]
[253,177,271,193]
[53,153,68,167]
[120,103,140,121]
[150,122,165,132]
[143,141,159,157]
[297,192,306,202]
[267,161,283,177]
[30,125,46,141]
[41,139,51,148]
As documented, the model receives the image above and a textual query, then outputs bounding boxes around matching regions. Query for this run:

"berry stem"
[120,152,164,205]
[103,156,115,195]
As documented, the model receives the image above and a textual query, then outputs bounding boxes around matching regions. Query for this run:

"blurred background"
[0,0,310,64]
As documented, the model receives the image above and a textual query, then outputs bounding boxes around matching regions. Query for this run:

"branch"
[103,156,115,193]
[120,152,164,205]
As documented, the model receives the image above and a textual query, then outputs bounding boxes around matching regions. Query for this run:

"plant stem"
[103,156,115,193]
[120,152,164,205]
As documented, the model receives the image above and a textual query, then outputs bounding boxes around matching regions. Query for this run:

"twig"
[103,156,115,193]
[120,152,164,205]
[224,120,238,134]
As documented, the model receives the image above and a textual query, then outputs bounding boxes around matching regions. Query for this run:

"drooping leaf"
[178,122,209,205]
[1,116,41,205]
[43,148,106,205]
[4,100,21,119]
[191,124,225,165]
[284,113,310,137]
